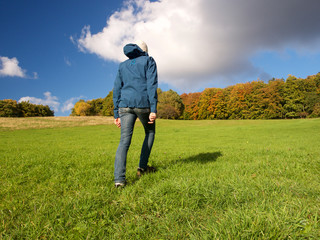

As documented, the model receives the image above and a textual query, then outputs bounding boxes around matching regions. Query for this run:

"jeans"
[114,107,155,183]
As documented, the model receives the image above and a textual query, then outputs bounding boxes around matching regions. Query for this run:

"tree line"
[70,91,114,116]
[71,73,320,119]
[181,74,320,119]
[70,88,184,118]
[0,100,54,117]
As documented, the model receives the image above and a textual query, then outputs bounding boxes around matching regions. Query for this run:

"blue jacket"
[113,44,158,119]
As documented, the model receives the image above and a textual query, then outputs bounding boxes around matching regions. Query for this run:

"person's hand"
[114,118,121,128]
[148,112,157,124]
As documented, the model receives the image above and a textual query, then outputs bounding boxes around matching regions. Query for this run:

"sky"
[1,0,320,116]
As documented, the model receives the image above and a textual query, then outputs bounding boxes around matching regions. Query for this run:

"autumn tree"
[181,92,201,120]
[68,72,320,120]
[210,88,231,119]
[73,100,92,116]
[197,88,219,119]
[227,82,256,119]
[245,81,267,119]
[258,79,285,119]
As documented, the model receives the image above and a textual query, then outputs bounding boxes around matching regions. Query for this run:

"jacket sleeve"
[146,57,158,113]
[113,68,123,119]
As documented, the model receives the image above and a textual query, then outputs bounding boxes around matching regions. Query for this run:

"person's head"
[135,40,148,53]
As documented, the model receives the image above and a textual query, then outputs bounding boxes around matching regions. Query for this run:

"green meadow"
[1,118,319,239]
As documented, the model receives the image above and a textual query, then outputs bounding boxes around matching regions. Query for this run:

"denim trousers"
[114,107,155,183]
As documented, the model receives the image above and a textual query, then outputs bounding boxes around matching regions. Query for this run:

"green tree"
[19,101,37,117]
[102,90,114,116]
[0,100,54,117]
[310,103,320,117]
[33,104,54,117]
[0,99,20,117]
[283,75,318,118]
[158,89,184,119]
[87,98,104,116]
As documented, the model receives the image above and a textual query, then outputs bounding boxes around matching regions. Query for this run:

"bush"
[0,99,54,117]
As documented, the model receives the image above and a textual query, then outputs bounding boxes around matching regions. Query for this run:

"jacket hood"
[124,44,148,59]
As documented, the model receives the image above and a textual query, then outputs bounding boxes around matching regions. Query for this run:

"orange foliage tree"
[73,100,91,116]
[180,73,320,120]
[180,92,201,120]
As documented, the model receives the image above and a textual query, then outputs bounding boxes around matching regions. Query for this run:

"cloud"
[33,72,39,79]
[76,0,320,90]
[0,56,38,79]
[0,56,27,78]
[70,36,76,45]
[64,57,72,66]
[18,92,84,114]
[18,92,60,112]
[61,96,83,112]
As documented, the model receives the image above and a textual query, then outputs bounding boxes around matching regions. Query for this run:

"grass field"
[0,117,319,239]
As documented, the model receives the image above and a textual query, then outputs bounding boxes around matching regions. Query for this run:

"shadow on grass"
[125,151,222,187]
[182,151,223,164]
[160,151,223,170]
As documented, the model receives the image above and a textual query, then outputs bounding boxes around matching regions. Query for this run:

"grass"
[0,117,319,239]
[0,116,114,130]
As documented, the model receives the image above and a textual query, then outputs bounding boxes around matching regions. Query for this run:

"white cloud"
[33,72,39,79]
[61,96,83,112]
[0,56,26,78]
[0,56,38,79]
[76,0,320,90]
[18,92,60,112]
[64,57,72,66]
[70,36,76,45]
[18,92,84,114]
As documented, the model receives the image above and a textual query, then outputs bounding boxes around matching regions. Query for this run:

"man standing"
[113,40,158,187]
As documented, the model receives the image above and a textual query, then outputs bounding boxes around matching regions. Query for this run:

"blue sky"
[1,0,320,116]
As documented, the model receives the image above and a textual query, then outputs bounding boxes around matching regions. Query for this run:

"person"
[113,40,158,188]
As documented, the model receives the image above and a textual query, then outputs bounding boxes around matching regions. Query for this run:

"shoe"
[115,182,126,188]
[137,166,156,178]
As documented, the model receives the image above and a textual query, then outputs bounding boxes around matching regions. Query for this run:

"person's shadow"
[128,151,222,186]
[161,151,223,170]
[182,151,222,164]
